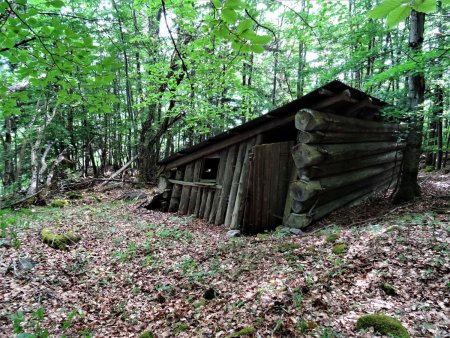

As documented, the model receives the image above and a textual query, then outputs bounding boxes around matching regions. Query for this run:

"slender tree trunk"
[435,86,444,169]
[393,10,425,203]
[2,116,14,187]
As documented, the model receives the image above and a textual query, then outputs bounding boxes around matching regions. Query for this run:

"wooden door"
[243,141,294,233]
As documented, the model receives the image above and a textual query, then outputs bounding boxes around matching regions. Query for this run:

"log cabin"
[155,80,404,233]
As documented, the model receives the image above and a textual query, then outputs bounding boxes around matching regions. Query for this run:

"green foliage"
[10,308,49,338]
[139,331,155,338]
[356,314,410,338]
[173,322,189,334]
[326,233,340,243]
[225,326,257,338]
[50,200,69,208]
[368,0,439,27]
[332,243,348,255]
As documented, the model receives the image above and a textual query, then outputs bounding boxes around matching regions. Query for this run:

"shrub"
[356,314,409,338]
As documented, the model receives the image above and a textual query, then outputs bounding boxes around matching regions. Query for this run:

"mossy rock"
[139,331,155,338]
[332,243,348,255]
[424,165,435,172]
[356,314,409,338]
[380,282,397,296]
[225,326,256,337]
[67,191,83,200]
[50,200,69,208]
[41,227,80,250]
[326,233,340,243]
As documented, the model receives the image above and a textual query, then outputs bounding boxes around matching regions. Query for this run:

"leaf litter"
[0,173,449,337]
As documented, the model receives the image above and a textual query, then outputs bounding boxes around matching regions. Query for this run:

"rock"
[356,314,409,338]
[288,228,305,235]
[226,230,241,238]
[8,258,38,273]
[203,287,217,300]
[121,191,147,201]
[0,238,11,248]
[41,227,81,250]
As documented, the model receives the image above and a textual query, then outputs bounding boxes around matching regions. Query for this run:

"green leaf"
[212,0,221,9]
[221,8,238,24]
[368,0,404,19]
[387,4,412,27]
[250,44,264,53]
[216,25,230,39]
[247,34,271,44]
[412,0,436,13]
[48,0,64,8]
[443,0,450,6]
[237,18,253,34]
[224,0,243,9]
[231,40,242,51]
[0,2,8,13]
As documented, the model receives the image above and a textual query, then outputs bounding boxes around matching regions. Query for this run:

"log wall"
[165,136,261,226]
[284,108,404,229]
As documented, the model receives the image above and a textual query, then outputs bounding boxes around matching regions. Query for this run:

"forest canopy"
[0,0,449,199]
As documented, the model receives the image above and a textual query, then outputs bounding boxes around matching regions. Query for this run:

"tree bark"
[393,10,425,203]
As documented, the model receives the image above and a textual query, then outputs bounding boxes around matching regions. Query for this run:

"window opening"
[201,158,220,181]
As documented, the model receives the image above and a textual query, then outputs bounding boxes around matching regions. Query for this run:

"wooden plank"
[214,145,238,225]
[290,162,398,202]
[163,115,294,170]
[194,187,203,217]
[292,142,406,168]
[167,179,221,188]
[285,175,397,229]
[199,188,208,218]
[230,137,257,229]
[304,150,403,179]
[283,162,298,224]
[187,160,202,215]
[297,130,401,144]
[204,189,214,221]
[178,163,194,214]
[224,142,247,227]
[208,148,229,223]
[168,169,183,212]
[295,109,399,133]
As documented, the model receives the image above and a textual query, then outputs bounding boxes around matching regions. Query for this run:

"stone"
[226,230,241,238]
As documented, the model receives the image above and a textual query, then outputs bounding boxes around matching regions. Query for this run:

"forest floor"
[0,171,449,338]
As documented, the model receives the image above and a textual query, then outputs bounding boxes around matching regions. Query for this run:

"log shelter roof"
[159,80,388,169]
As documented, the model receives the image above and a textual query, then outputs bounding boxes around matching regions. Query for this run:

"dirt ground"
[0,171,449,337]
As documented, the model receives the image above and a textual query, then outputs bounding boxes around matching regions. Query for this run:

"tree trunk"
[393,10,425,203]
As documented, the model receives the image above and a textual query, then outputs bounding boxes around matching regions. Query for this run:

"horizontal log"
[285,176,395,229]
[292,142,405,168]
[303,150,403,179]
[168,179,222,189]
[295,109,399,133]
[297,130,401,144]
[292,167,400,212]
[290,162,397,201]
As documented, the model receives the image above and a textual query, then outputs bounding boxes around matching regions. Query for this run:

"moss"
[173,322,189,334]
[67,192,83,200]
[380,282,397,296]
[356,314,409,338]
[50,200,69,208]
[225,326,257,337]
[139,331,155,338]
[386,226,401,233]
[424,165,434,172]
[256,233,270,239]
[326,233,340,243]
[41,227,80,250]
[332,243,347,255]
[278,242,300,253]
